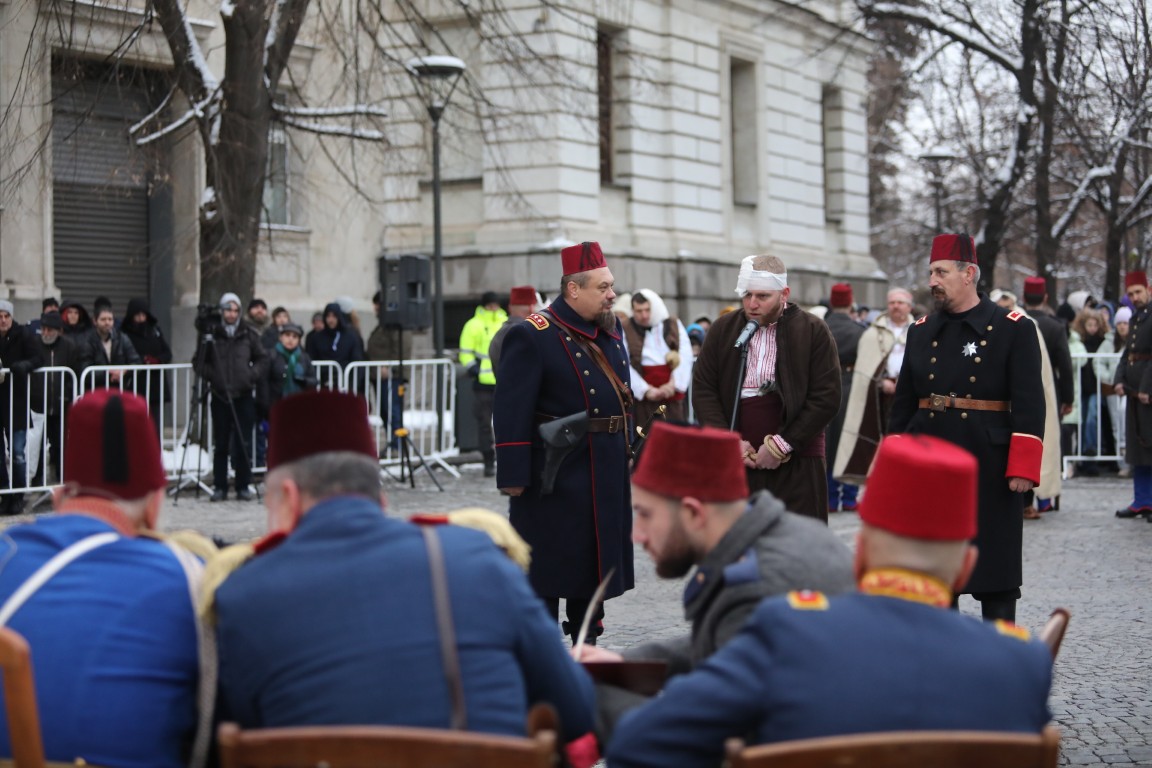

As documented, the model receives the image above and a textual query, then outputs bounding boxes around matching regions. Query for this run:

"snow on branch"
[276,105,390,119]
[866,2,1024,73]
[280,116,388,141]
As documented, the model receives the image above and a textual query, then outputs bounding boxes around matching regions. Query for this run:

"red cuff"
[564,732,601,768]
[1006,433,1043,484]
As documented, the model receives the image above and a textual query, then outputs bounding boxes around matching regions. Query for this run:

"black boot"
[482,451,496,478]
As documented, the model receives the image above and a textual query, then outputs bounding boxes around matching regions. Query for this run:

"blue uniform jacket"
[493,298,635,600]
[607,583,1052,768]
[215,497,595,741]
[0,515,199,768]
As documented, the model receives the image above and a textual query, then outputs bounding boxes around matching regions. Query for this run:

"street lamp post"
[407,54,465,456]
[919,150,955,233]
[406,54,467,360]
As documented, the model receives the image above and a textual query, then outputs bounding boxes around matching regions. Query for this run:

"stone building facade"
[0,0,878,357]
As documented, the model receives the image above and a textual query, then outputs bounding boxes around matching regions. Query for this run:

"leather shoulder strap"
[421,526,467,730]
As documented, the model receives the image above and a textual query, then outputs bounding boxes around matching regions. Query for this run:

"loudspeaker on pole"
[378,254,431,330]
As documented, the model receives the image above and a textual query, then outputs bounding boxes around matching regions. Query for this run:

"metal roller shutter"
[51,73,156,314]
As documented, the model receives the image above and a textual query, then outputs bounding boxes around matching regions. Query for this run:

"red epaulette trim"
[914,316,927,325]
[1007,310,1024,322]
[786,590,829,610]
[527,313,550,330]
[994,619,1031,640]
[410,513,450,526]
[252,530,288,555]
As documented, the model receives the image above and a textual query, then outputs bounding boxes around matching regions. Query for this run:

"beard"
[653,520,697,579]
[596,310,617,333]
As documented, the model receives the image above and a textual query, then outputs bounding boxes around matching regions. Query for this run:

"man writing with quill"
[575,421,854,741]
[493,241,635,645]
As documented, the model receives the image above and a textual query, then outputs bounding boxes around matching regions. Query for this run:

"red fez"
[561,242,607,275]
[857,435,977,541]
[829,283,853,308]
[509,286,537,306]
[1022,276,1046,300]
[64,390,166,500]
[929,234,978,265]
[631,422,748,502]
[266,390,377,470]
[1125,271,1148,290]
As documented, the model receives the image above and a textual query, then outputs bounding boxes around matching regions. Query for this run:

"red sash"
[641,364,685,402]
[739,393,824,458]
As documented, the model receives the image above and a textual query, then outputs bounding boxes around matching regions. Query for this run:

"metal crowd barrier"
[0,358,459,500]
[1064,351,1125,477]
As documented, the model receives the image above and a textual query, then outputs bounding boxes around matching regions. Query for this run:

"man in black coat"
[29,312,84,488]
[193,292,269,502]
[889,234,1045,622]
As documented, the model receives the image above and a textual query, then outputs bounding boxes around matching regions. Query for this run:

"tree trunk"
[198,0,272,304]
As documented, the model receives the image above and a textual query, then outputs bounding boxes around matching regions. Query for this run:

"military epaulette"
[1006,310,1025,322]
[786,590,829,610]
[526,313,550,330]
[993,619,1031,641]
[914,315,927,325]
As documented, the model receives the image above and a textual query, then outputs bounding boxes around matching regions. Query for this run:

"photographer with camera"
[193,293,269,502]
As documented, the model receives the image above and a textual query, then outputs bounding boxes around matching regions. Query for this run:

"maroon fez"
[509,286,537,306]
[1125,271,1148,290]
[266,390,377,470]
[64,390,166,500]
[929,233,978,265]
[561,242,607,275]
[829,283,853,308]
[858,435,977,541]
[1022,276,1047,300]
[631,422,749,502]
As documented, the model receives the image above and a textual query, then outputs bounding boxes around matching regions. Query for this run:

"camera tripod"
[381,327,443,491]
[171,332,261,504]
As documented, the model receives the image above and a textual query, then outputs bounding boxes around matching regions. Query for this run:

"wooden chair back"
[724,725,1060,768]
[0,627,45,768]
[1038,608,1071,660]
[217,722,558,768]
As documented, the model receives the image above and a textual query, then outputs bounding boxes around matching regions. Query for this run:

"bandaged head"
[735,254,788,296]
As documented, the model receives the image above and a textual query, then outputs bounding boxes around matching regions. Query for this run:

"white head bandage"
[735,255,788,296]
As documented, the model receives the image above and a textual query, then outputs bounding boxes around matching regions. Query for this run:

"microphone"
[733,320,759,349]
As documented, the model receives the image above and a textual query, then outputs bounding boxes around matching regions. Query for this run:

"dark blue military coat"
[493,297,635,601]
[889,296,1044,594]
[606,577,1052,768]
[215,497,595,740]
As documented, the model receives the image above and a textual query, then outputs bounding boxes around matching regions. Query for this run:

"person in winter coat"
[0,301,38,515]
[79,307,143,388]
[307,302,364,385]
[192,292,269,502]
[59,299,94,343]
[120,299,174,437]
[29,312,84,487]
[261,324,316,410]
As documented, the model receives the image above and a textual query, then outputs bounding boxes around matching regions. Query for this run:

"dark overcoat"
[1114,303,1152,465]
[889,296,1044,594]
[493,298,635,601]
[691,304,841,520]
[824,310,865,476]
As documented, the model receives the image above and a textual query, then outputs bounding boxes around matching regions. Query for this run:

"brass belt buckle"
[929,393,949,412]
[607,415,622,433]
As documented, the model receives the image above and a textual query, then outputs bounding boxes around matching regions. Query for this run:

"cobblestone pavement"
[7,461,1151,765]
